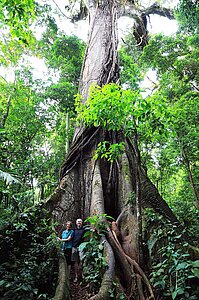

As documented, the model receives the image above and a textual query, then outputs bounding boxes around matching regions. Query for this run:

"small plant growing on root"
[79,214,114,293]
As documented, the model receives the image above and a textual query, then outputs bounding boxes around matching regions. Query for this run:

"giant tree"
[47,1,183,299]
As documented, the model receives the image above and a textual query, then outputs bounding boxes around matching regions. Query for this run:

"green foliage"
[75,83,138,131]
[84,214,114,236]
[141,34,188,75]
[94,141,125,162]
[141,33,199,93]
[191,260,199,279]
[43,35,85,82]
[0,23,85,209]
[44,81,76,113]
[0,37,32,67]
[140,93,172,141]
[172,91,198,160]
[0,0,36,45]
[119,33,143,89]
[127,191,136,206]
[38,32,86,161]
[175,0,199,34]
[0,169,22,185]
[0,69,62,207]
[80,238,107,292]
[108,281,126,299]
[145,212,199,300]
[76,83,170,140]
[140,30,199,211]
[0,6,86,209]
[0,205,58,299]
[79,214,113,292]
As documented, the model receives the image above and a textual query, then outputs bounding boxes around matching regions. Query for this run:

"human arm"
[57,230,74,242]
[57,236,73,242]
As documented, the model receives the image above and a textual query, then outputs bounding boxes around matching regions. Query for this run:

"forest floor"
[69,268,92,300]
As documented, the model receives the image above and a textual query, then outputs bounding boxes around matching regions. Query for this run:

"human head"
[76,218,83,228]
[66,221,72,229]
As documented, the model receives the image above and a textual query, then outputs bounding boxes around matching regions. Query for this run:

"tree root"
[125,255,155,300]
[107,224,155,300]
[60,127,100,179]
[89,160,115,299]
[89,236,115,300]
[136,274,145,300]
[54,253,71,300]
[107,227,133,291]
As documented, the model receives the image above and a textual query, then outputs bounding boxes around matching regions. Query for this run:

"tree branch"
[51,0,71,19]
[141,2,175,19]
[121,2,175,20]
[0,95,12,128]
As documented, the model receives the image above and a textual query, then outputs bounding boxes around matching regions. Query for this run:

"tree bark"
[47,0,182,298]
[79,0,119,101]
[54,253,71,300]
[181,146,199,208]
[0,95,11,129]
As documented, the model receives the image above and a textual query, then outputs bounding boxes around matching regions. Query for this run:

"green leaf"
[79,242,89,251]
[171,288,185,299]
[191,260,199,268]
[176,262,190,270]
[0,170,22,185]
[191,268,199,278]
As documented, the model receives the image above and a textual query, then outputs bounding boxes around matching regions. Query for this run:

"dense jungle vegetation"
[0,0,198,299]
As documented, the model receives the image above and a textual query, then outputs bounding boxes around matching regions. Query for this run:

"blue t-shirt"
[61,229,74,249]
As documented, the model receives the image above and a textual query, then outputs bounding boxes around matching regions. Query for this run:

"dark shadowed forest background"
[0,0,198,300]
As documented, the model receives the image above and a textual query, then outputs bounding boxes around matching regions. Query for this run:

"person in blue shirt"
[58,221,74,272]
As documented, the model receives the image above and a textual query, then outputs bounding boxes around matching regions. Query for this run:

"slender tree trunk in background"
[181,146,199,208]
[5,190,9,208]
[40,183,45,201]
[65,112,70,154]
[0,95,11,128]
[0,191,2,207]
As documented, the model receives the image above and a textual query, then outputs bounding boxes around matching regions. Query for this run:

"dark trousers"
[64,248,72,265]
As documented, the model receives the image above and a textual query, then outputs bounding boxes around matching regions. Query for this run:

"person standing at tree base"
[71,218,86,283]
[57,221,74,275]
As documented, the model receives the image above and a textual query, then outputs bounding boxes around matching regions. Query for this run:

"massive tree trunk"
[47,0,180,298]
